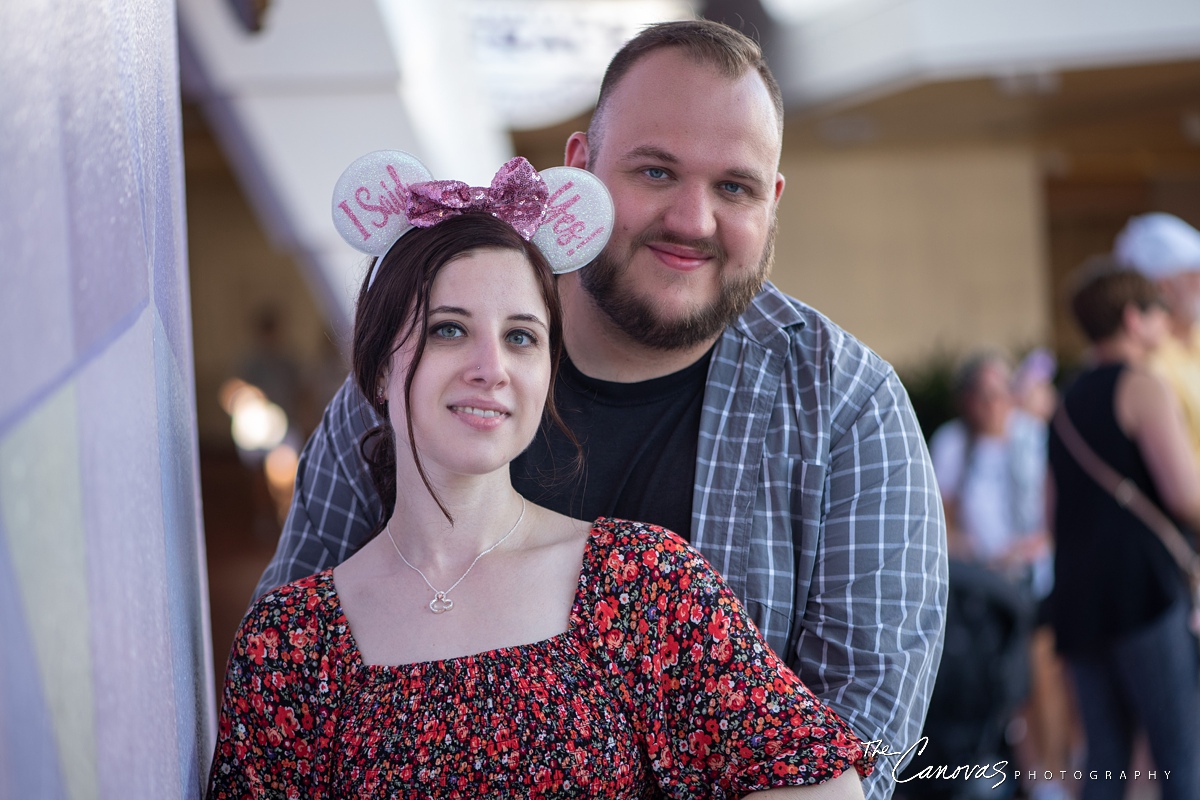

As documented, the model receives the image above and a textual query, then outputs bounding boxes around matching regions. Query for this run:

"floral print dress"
[208,519,873,798]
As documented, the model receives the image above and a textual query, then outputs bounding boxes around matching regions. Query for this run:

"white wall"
[773,144,1048,367]
[0,0,214,797]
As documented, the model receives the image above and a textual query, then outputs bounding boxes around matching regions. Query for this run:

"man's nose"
[660,181,718,242]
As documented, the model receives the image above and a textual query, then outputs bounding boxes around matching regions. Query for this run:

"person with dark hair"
[1050,259,1200,799]
[254,20,947,798]
[208,156,873,796]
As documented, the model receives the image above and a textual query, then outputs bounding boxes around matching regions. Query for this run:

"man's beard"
[580,219,776,351]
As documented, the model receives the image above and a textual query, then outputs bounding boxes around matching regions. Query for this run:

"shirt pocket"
[743,456,827,660]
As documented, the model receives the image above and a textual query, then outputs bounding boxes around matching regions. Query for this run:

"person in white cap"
[1115,211,1200,464]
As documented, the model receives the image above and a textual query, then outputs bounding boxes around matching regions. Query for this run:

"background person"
[1012,347,1059,424]
[254,22,947,798]
[927,351,1071,800]
[1049,259,1200,800]
[930,350,1051,590]
[209,205,873,798]
[1115,212,1200,466]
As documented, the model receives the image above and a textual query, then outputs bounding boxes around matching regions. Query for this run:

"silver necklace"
[385,497,527,614]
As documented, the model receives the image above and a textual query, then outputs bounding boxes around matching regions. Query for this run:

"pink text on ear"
[337,164,408,241]
[543,181,606,254]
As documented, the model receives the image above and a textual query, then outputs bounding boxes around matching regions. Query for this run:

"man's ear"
[774,172,786,204]
[564,132,589,170]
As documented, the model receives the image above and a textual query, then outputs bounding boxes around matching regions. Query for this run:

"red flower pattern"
[208,519,873,798]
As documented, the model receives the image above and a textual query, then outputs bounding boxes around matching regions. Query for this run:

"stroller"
[894,559,1036,800]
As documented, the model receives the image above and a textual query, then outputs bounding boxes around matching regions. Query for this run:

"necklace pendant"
[429,592,454,614]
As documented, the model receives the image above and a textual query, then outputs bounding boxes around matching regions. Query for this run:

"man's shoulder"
[731,282,897,389]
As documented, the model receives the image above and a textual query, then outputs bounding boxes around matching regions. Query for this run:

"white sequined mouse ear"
[331,150,433,256]
[531,167,614,274]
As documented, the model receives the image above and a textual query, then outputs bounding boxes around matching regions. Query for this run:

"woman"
[1049,259,1200,800]
[930,350,1051,591]
[207,157,871,798]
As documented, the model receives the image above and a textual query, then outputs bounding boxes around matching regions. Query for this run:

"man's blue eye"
[720,182,745,194]
[644,168,668,180]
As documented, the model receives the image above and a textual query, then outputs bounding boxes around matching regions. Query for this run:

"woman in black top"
[1049,261,1200,800]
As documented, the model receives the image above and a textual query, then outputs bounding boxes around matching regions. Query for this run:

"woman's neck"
[1090,335,1145,367]
[385,466,527,569]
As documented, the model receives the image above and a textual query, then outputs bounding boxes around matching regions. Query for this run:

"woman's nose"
[466,339,507,386]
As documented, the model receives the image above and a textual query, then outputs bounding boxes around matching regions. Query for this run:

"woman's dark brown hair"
[352,212,579,527]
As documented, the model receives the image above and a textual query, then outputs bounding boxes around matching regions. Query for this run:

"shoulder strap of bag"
[1052,405,1200,582]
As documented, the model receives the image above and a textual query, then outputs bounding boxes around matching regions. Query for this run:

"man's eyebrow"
[620,145,678,164]
[619,146,769,190]
[726,167,771,190]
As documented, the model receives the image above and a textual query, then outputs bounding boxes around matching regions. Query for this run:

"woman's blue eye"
[431,322,465,339]
[644,167,668,180]
[507,329,537,346]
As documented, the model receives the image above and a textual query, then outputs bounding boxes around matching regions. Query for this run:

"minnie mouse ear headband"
[332,150,614,286]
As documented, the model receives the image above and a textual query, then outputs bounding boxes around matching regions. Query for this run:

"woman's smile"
[447,401,512,431]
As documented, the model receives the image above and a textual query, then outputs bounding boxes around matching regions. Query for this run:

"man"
[1115,211,1200,465]
[256,20,946,798]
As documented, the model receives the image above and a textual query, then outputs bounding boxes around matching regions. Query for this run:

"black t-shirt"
[511,349,712,540]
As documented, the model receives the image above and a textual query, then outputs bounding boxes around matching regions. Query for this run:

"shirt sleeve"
[797,369,948,795]
[253,376,385,602]
[208,580,332,799]
[591,521,874,799]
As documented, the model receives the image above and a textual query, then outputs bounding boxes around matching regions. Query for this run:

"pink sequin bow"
[403,157,549,241]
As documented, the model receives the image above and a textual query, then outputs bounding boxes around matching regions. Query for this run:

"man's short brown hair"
[1069,255,1164,343]
[586,19,784,162]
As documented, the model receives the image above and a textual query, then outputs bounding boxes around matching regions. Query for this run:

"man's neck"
[559,275,722,383]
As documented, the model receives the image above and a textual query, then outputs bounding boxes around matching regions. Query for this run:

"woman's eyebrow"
[509,313,547,329]
[430,307,547,329]
[428,305,470,316]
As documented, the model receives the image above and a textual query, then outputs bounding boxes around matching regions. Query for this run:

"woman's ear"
[1120,302,1142,336]
[375,371,388,405]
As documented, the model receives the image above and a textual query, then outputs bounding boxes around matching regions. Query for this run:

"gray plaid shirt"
[256,281,947,799]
